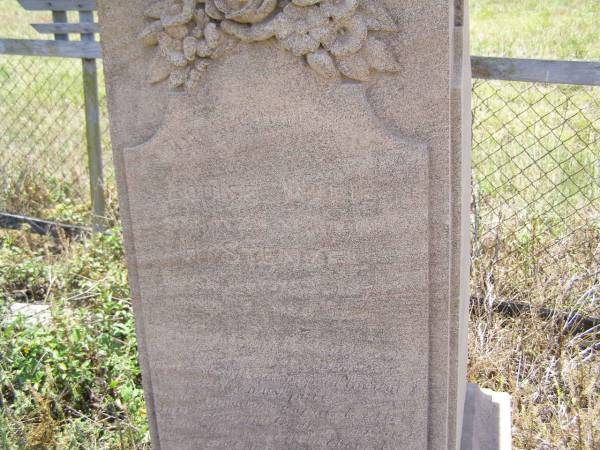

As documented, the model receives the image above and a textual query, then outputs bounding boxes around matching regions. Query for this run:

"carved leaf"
[196,39,214,57]
[221,20,275,42]
[183,36,198,61]
[139,21,163,46]
[365,36,400,72]
[161,0,195,27]
[248,20,276,41]
[195,59,210,74]
[205,0,226,20]
[335,52,370,81]
[185,64,207,90]
[282,3,311,19]
[220,20,253,41]
[280,33,320,57]
[158,33,188,66]
[169,67,189,89]
[320,0,359,21]
[185,70,202,90]
[272,14,295,40]
[144,2,166,20]
[157,32,181,52]
[209,34,235,59]
[360,2,397,32]
[194,9,210,28]
[165,24,188,39]
[191,25,205,39]
[168,51,189,67]
[307,50,338,79]
[204,23,222,49]
[147,54,172,84]
[292,0,320,5]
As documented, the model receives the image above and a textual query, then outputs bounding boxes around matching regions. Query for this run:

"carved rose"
[320,0,359,21]
[319,14,368,57]
[208,0,277,24]
[140,0,401,89]
[273,4,328,56]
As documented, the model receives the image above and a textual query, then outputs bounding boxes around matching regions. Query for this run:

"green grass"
[471,0,600,60]
[0,0,90,40]
[0,0,47,40]
[0,230,150,449]
[0,0,599,449]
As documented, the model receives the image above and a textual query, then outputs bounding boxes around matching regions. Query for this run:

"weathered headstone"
[99,0,510,448]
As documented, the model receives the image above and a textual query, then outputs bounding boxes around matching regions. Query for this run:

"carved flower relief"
[207,0,277,23]
[139,0,401,90]
[140,0,226,89]
[268,2,357,54]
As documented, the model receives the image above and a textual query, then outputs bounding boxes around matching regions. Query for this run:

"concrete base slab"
[462,383,512,450]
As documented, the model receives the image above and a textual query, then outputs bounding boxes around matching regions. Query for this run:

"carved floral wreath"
[140,0,400,90]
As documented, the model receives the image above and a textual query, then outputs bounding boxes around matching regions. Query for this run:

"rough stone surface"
[98,1,483,448]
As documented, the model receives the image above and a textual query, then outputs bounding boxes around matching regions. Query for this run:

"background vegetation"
[0,0,599,448]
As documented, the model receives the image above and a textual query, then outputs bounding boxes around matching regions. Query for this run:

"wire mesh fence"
[0,56,599,308]
[0,54,113,224]
[471,80,599,313]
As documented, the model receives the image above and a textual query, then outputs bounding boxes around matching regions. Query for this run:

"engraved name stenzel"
[139,0,401,89]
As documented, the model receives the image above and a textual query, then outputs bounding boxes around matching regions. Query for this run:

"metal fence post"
[80,10,105,231]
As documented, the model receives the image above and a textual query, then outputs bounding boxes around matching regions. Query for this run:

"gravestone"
[99,0,510,448]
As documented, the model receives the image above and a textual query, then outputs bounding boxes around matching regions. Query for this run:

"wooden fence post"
[79,9,105,231]
[51,10,68,41]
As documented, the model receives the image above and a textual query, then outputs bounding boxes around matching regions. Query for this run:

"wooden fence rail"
[472,56,600,86]
[1,39,598,87]
[0,38,100,58]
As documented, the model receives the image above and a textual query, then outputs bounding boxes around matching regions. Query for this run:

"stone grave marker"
[99,0,510,448]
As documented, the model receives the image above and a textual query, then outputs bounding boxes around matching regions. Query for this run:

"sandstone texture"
[99,1,508,449]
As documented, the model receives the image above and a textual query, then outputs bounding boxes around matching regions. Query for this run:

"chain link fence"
[0,54,113,225]
[471,80,599,312]
[1,56,599,308]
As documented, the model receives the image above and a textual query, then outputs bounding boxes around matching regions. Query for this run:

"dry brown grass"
[469,216,600,449]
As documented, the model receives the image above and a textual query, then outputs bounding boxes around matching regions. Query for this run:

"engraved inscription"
[119,74,431,446]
